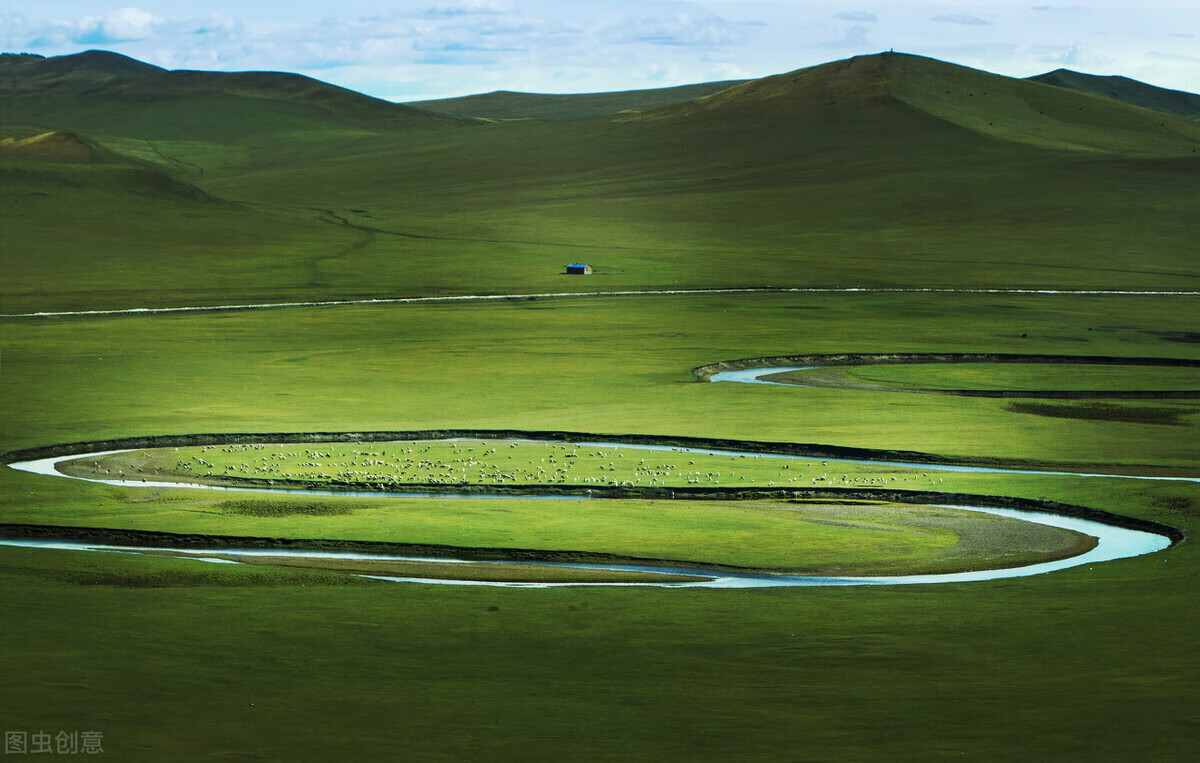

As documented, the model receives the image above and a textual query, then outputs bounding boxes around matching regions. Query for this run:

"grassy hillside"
[0,52,472,312]
[0,50,474,137]
[408,80,748,120]
[634,53,1200,155]
[887,57,1200,154]
[3,50,1198,313]
[192,54,1199,300]
[0,130,117,163]
[0,159,369,312]
[1029,68,1200,117]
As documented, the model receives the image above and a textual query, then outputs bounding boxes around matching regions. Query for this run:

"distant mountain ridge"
[407,57,1200,124]
[408,80,749,120]
[6,49,1199,137]
[620,52,1200,156]
[1028,68,1200,117]
[3,49,1198,162]
[0,49,474,135]
[7,49,164,77]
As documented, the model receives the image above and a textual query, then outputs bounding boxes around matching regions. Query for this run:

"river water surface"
[4,445,1175,588]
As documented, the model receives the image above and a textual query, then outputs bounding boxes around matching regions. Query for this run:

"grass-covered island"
[37,438,1101,577]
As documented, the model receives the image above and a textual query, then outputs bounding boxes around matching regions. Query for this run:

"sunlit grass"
[85,440,948,489]
[838,362,1200,392]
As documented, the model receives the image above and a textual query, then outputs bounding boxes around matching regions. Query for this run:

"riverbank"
[9,426,1200,482]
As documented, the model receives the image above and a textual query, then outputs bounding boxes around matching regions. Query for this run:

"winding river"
[710,364,1200,482]
[4,439,1177,588]
[6,287,1198,320]
[5,352,1191,586]
[0,506,1172,588]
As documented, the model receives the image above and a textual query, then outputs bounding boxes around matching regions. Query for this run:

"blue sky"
[4,2,1198,100]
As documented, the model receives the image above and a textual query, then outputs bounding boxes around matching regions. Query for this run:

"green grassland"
[773,362,1200,393]
[6,293,1198,467]
[2,50,1200,760]
[3,292,1200,759]
[3,53,1200,313]
[8,487,1091,577]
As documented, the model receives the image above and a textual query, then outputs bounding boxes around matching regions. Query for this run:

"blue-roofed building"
[566,263,593,274]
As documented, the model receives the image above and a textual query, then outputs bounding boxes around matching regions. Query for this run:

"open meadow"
[2,50,1199,760]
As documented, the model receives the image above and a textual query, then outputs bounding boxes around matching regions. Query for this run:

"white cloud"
[1145,50,1200,63]
[7,1,1200,99]
[932,14,991,26]
[187,14,242,36]
[1,13,31,50]
[612,15,760,47]
[73,7,162,44]
[426,0,517,16]
[835,12,877,23]
[834,24,872,47]
[1024,43,1110,70]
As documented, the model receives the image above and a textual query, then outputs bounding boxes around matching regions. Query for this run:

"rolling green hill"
[2,50,1198,312]
[408,80,748,120]
[631,53,1200,155]
[0,49,475,140]
[0,156,367,311]
[1029,68,1200,117]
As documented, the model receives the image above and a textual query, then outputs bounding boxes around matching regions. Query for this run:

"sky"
[3,1,1198,101]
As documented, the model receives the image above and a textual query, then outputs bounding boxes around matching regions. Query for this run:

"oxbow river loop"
[4,440,1179,588]
[4,351,1191,587]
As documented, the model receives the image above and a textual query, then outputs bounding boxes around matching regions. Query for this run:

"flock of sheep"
[156,440,947,490]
